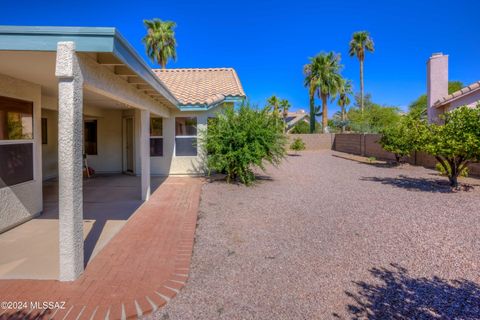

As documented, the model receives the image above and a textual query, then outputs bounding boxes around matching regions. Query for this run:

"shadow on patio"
[0,174,166,279]
[336,263,480,319]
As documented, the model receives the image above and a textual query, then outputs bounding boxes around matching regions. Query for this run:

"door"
[124,118,134,174]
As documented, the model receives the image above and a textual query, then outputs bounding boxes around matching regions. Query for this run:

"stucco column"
[55,41,84,281]
[140,109,151,200]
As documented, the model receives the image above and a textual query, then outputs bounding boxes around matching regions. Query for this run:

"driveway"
[150,150,480,319]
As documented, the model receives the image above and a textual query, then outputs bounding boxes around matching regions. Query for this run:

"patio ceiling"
[0,26,179,109]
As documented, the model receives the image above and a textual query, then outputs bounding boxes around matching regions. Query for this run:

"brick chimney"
[427,53,448,123]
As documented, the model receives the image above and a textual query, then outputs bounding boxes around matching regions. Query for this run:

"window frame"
[175,117,198,157]
[0,96,35,187]
[150,117,164,157]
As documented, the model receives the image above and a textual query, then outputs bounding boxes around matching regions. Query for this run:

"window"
[41,118,47,144]
[0,96,34,187]
[175,117,197,156]
[84,120,97,155]
[150,117,163,157]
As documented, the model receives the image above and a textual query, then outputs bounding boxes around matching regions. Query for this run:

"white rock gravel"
[148,151,480,320]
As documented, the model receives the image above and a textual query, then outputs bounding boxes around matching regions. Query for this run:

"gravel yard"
[150,150,480,319]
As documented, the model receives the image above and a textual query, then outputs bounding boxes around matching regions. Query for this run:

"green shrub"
[420,106,480,187]
[435,162,468,178]
[379,116,424,163]
[202,102,287,185]
[290,138,306,154]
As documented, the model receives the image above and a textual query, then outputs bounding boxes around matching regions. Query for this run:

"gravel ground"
[149,151,480,320]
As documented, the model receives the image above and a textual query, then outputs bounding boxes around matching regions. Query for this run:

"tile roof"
[435,80,480,107]
[153,68,246,106]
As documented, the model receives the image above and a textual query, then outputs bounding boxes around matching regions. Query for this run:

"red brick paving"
[0,177,203,320]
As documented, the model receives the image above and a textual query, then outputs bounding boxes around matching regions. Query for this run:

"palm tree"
[303,63,319,133]
[349,31,374,112]
[266,95,281,117]
[143,18,177,69]
[280,99,291,132]
[337,79,353,132]
[304,52,343,133]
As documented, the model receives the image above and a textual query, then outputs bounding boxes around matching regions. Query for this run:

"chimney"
[427,53,448,123]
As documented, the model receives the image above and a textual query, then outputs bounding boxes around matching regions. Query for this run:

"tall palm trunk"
[360,58,364,112]
[321,94,328,133]
[309,85,316,133]
[341,107,346,133]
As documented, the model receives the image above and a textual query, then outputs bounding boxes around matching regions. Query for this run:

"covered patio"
[0,175,165,279]
[0,26,178,281]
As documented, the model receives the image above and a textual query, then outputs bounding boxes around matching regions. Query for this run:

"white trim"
[0,139,34,145]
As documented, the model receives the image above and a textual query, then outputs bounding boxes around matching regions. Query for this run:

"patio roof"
[0,26,179,108]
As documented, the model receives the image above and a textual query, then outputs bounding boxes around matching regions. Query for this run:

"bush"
[290,120,321,134]
[290,138,306,154]
[379,116,423,163]
[203,103,287,185]
[420,106,480,188]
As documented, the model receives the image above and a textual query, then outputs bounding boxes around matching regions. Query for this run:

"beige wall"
[41,109,58,180]
[0,73,43,233]
[41,106,124,178]
[150,103,227,176]
[287,134,334,151]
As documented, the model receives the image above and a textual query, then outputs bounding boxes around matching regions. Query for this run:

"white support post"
[140,109,151,201]
[55,41,84,281]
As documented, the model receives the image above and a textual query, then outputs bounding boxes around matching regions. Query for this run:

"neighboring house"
[284,109,308,132]
[0,26,244,280]
[427,53,480,123]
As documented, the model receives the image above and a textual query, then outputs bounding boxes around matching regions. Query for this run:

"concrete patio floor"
[0,174,165,280]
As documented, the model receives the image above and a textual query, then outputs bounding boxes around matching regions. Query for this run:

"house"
[427,53,480,123]
[0,26,244,281]
[284,109,308,132]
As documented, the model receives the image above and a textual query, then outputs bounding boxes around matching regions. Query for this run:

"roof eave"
[178,95,245,111]
[434,83,480,108]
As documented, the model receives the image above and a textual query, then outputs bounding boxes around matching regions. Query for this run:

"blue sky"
[2,0,479,114]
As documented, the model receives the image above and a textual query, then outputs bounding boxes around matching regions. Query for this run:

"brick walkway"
[0,177,203,320]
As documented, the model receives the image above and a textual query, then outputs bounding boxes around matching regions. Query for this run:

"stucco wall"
[41,109,59,180]
[0,73,42,233]
[150,104,226,175]
[287,134,334,150]
[41,106,124,178]
[84,108,123,173]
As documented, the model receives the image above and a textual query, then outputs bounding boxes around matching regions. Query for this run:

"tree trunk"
[309,87,316,133]
[321,95,328,133]
[360,59,364,113]
[341,107,346,133]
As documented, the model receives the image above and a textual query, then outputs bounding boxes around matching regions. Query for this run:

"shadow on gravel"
[338,263,480,320]
[361,175,453,193]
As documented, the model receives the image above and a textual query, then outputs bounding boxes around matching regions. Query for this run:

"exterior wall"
[287,134,334,150]
[84,107,123,174]
[150,103,227,176]
[41,106,124,178]
[41,109,59,180]
[0,73,42,233]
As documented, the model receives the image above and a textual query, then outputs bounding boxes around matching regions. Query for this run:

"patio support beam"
[55,41,84,281]
[140,109,151,201]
